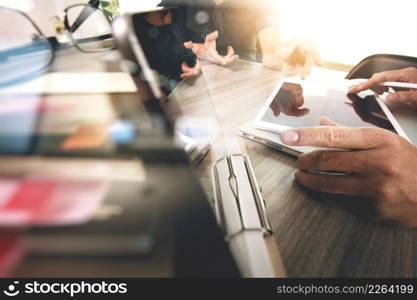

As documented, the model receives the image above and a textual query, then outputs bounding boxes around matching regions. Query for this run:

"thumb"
[205,31,218,42]
[184,41,193,49]
[181,62,191,72]
[386,90,417,104]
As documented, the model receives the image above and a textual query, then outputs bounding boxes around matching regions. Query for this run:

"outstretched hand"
[279,39,322,80]
[184,31,239,66]
[180,60,201,79]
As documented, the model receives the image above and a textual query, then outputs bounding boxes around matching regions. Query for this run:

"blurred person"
[279,67,417,227]
[134,9,201,91]
[159,0,321,79]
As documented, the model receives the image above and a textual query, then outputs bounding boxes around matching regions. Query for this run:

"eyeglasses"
[0,1,115,87]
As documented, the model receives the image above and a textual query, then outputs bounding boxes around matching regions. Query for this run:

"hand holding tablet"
[240,67,417,227]
[245,78,411,157]
[349,67,417,105]
[279,117,417,227]
[255,80,403,132]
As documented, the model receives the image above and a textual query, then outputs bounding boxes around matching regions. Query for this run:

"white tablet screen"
[259,82,397,132]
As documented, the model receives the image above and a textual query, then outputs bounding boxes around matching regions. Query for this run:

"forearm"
[258,27,283,69]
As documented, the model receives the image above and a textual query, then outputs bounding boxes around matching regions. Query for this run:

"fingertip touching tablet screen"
[254,81,409,140]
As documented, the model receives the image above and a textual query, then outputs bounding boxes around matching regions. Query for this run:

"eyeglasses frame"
[63,3,116,54]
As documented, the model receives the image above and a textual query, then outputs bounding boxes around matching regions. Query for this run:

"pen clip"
[212,154,272,241]
[212,157,230,237]
[230,154,272,234]
[227,157,239,200]
[238,154,272,234]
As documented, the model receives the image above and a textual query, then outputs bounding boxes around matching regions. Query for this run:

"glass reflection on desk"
[269,82,310,117]
[0,93,174,157]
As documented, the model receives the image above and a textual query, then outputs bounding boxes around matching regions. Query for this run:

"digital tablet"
[253,80,410,141]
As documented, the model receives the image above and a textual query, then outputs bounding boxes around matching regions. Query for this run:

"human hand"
[180,59,201,79]
[271,39,321,80]
[280,118,417,227]
[184,31,239,66]
[269,82,309,117]
[349,67,417,106]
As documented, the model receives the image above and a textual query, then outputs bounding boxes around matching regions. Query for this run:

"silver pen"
[211,138,286,278]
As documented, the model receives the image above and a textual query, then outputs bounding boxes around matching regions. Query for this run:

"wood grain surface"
[12,48,417,277]
[168,59,417,277]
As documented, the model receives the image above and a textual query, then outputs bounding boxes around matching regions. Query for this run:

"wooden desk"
[9,47,417,277]
[168,59,417,277]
